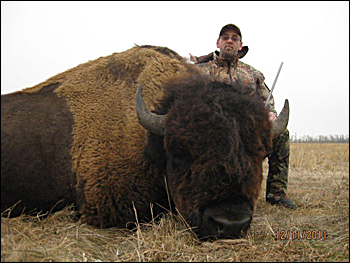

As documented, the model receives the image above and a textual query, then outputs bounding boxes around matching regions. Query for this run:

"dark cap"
[219,24,242,39]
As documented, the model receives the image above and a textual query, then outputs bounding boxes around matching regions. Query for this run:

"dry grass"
[1,143,349,262]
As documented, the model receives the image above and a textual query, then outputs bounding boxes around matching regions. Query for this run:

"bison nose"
[199,203,253,239]
[209,215,251,238]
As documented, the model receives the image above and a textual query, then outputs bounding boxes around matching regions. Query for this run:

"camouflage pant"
[266,129,290,196]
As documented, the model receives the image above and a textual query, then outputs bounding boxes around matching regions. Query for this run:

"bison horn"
[272,99,289,138]
[135,84,165,136]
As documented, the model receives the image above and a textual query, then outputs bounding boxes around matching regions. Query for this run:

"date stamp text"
[276,230,327,240]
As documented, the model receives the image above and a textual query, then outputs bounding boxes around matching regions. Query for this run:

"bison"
[1,45,289,239]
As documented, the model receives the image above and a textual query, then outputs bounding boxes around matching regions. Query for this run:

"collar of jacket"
[191,46,249,65]
[213,51,239,69]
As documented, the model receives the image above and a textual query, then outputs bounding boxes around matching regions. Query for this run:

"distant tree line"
[290,134,349,143]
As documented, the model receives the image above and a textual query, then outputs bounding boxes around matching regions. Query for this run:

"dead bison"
[1,45,289,239]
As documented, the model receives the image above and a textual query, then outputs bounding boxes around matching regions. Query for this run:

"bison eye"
[171,155,183,168]
[257,145,265,152]
[166,151,193,177]
[167,152,186,170]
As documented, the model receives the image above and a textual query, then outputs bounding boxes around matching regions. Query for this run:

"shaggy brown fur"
[2,46,193,228]
[58,46,194,228]
[1,45,273,236]
[144,76,272,235]
[1,83,75,216]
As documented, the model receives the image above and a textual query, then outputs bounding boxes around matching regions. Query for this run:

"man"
[190,24,296,209]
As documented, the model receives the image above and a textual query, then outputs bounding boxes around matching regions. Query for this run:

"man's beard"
[221,46,237,60]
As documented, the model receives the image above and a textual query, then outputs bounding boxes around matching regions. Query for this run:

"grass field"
[1,143,349,262]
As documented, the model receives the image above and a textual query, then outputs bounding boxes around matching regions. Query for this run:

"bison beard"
[143,76,273,239]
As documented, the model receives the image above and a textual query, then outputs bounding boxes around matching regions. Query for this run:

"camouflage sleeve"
[254,70,276,114]
[195,62,214,77]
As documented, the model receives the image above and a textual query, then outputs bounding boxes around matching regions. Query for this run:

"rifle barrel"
[265,62,283,107]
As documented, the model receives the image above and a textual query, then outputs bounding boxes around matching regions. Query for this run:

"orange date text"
[276,230,327,240]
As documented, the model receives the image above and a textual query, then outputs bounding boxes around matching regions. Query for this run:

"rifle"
[265,62,283,108]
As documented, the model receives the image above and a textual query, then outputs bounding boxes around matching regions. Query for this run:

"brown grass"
[1,143,349,262]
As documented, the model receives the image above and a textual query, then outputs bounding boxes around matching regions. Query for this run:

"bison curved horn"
[272,99,289,138]
[135,84,165,136]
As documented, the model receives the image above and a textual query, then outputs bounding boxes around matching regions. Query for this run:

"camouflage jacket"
[191,51,276,113]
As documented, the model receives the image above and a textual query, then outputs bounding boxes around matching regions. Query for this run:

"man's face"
[216,29,243,60]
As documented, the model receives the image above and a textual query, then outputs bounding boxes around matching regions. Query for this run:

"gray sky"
[1,1,349,137]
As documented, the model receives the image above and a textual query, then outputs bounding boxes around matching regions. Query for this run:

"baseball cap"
[219,24,242,39]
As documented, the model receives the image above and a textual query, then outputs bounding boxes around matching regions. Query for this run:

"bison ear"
[238,46,249,59]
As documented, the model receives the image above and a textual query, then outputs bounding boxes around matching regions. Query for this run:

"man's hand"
[268,112,277,122]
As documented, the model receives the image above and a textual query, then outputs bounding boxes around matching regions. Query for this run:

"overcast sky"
[1,1,349,137]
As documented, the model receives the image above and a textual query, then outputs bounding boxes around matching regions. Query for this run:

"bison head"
[136,75,289,239]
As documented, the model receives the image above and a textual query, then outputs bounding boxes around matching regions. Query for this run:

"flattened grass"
[1,143,349,262]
